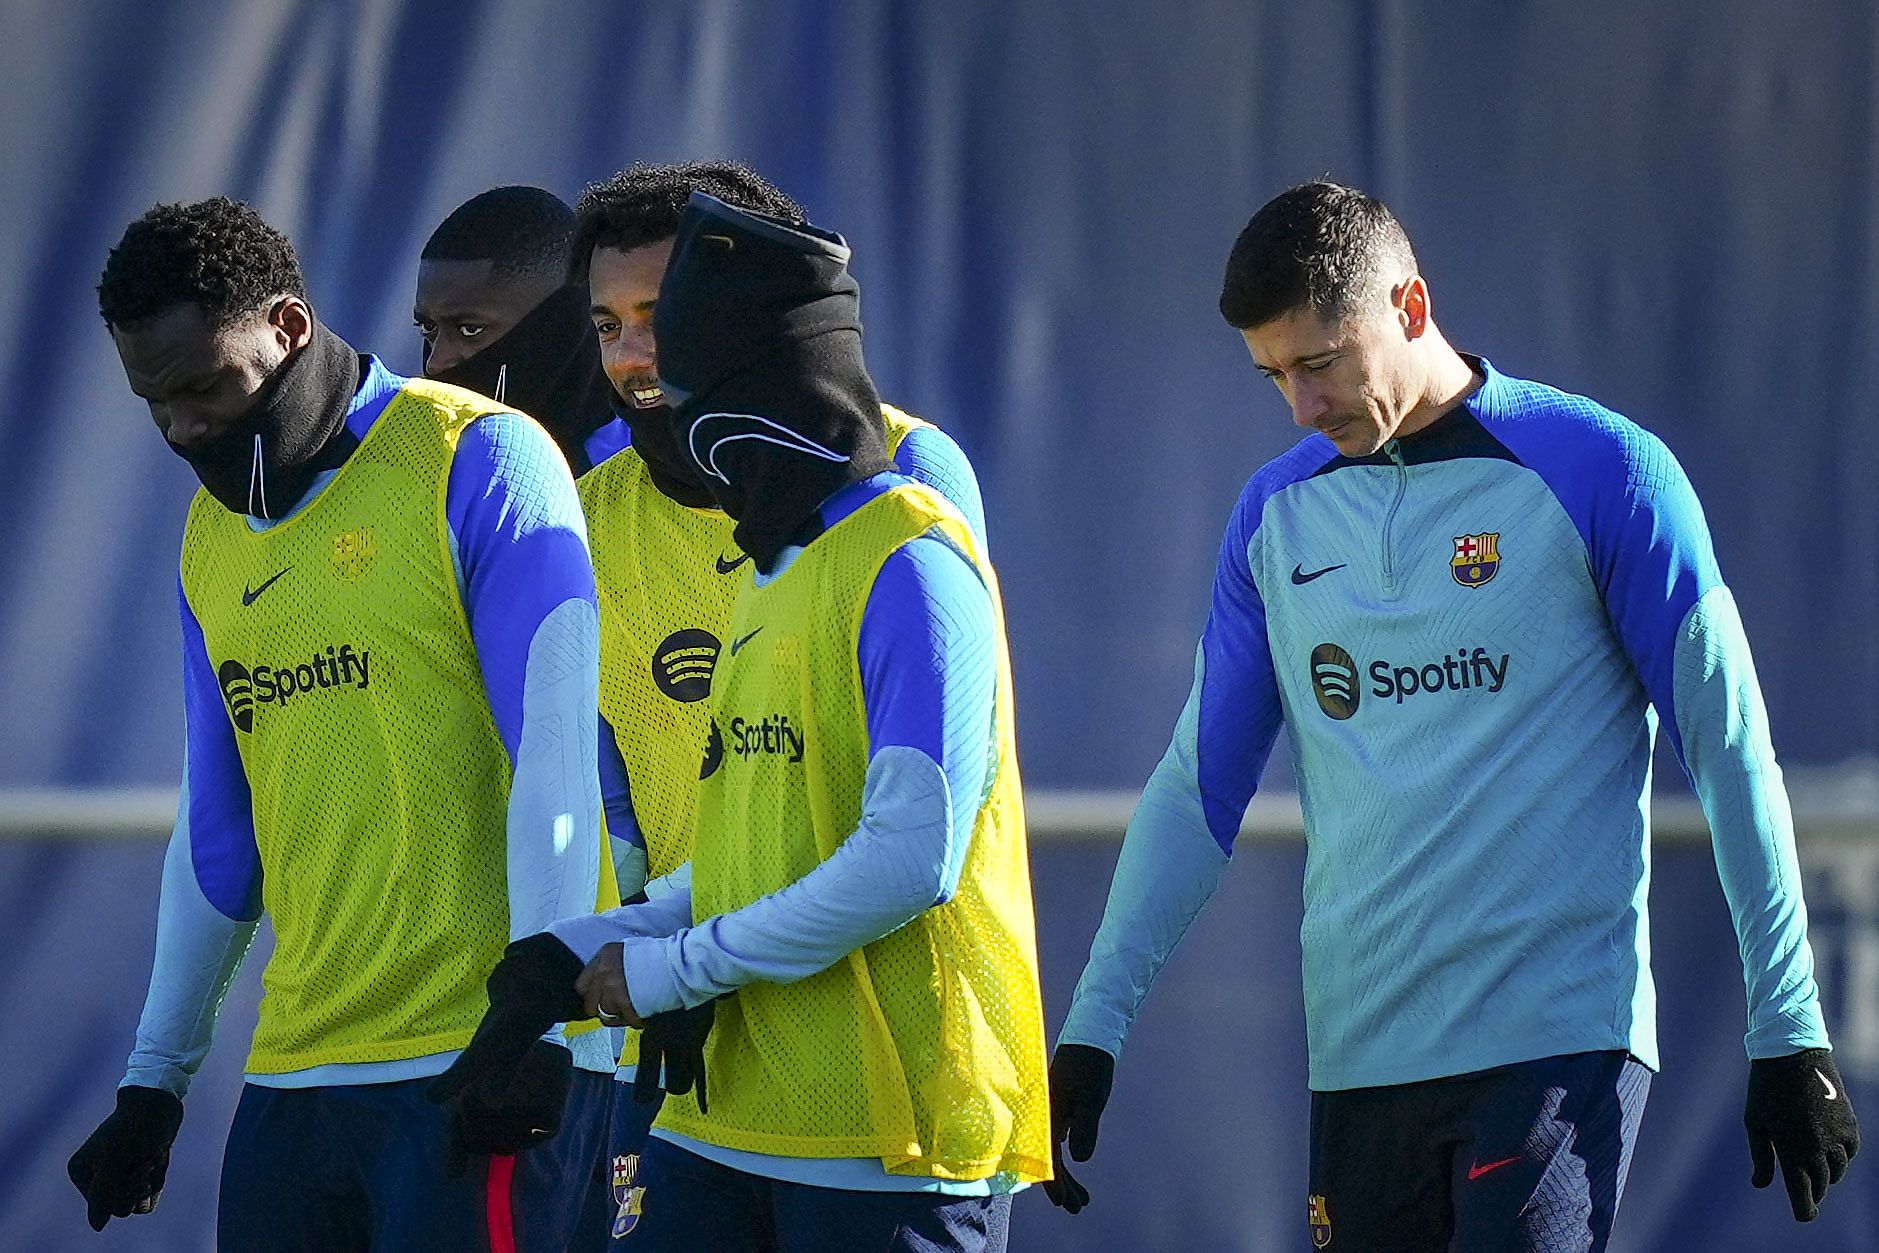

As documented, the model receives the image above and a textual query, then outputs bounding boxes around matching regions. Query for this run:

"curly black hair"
[568,161,805,284]
[98,197,306,329]
[421,185,574,280]
[1218,181,1418,330]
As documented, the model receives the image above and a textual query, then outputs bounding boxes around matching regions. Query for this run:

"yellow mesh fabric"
[654,482,1049,1183]
[581,408,930,1070]
[180,380,526,1072]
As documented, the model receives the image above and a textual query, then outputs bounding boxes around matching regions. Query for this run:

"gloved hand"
[428,933,586,1106]
[1745,1047,1860,1221]
[633,998,720,1114]
[1041,1043,1115,1214]
[67,1086,185,1231]
[437,1037,573,1174]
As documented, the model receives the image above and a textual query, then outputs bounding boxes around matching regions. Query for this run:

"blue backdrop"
[2,0,1876,789]
[5,2,1879,1250]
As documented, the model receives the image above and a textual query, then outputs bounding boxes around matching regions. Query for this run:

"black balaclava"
[427,283,616,474]
[168,317,360,519]
[654,192,890,568]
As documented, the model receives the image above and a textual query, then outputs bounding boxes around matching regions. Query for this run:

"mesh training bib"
[182,380,600,1071]
[653,481,1050,1183]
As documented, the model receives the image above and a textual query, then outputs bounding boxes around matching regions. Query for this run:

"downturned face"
[1241,299,1416,457]
[113,299,304,447]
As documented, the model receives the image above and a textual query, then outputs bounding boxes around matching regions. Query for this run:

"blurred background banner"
[4,1,1879,1249]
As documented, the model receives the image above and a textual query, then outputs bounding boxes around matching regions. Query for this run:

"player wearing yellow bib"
[512,162,988,1248]
[436,191,1046,1252]
[66,198,612,1250]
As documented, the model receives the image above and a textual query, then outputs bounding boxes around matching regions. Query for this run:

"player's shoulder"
[1233,433,1342,532]
[1468,359,1689,503]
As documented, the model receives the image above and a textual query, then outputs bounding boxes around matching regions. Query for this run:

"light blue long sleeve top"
[1059,358,1829,1091]
[124,357,611,1095]
[553,468,1013,1194]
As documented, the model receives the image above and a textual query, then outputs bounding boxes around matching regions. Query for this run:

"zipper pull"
[1384,438,1407,467]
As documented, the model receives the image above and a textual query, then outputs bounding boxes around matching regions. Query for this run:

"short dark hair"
[98,197,306,329]
[421,185,575,280]
[568,161,805,283]
[1218,181,1418,330]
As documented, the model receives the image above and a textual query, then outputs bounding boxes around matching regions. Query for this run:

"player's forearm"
[1058,699,1231,1058]
[620,746,961,1014]
[549,889,694,961]
[504,598,604,939]
[1675,586,1830,1055]
[124,788,261,1096]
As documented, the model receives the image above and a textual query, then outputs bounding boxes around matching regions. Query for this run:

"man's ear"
[268,296,315,354]
[1395,276,1431,340]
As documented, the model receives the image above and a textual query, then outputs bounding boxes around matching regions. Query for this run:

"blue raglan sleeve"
[1057,476,1286,1058]
[596,530,995,1014]
[121,582,264,1096]
[447,414,602,943]
[893,423,988,551]
[599,711,649,900]
[1504,404,1828,1056]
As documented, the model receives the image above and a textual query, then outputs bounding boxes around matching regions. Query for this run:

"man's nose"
[1291,382,1329,428]
[424,338,469,375]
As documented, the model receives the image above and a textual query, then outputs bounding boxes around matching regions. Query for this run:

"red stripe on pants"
[485,1154,518,1253]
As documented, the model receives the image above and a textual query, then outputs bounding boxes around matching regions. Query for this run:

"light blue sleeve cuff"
[1058,651,1231,1058]
[549,891,695,963]
[1673,586,1830,1056]
[645,861,692,901]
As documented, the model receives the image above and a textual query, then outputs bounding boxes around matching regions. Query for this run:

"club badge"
[1451,532,1501,587]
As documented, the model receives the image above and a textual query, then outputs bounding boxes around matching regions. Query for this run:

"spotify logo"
[651,629,721,703]
[1309,643,1361,720]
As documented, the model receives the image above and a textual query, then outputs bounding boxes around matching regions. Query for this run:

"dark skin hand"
[576,941,645,1028]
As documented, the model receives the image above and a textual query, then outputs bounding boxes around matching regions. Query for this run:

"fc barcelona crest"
[611,1153,645,1239]
[1451,532,1500,587]
[1308,1193,1332,1248]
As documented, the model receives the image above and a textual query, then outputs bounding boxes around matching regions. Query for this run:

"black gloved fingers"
[633,1046,665,1108]
[1042,1152,1090,1214]
[1748,1132,1775,1188]
[1066,1099,1102,1162]
[427,1008,538,1104]
[694,1051,708,1115]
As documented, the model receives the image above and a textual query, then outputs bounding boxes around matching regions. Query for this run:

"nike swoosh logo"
[729,627,764,656]
[1817,1068,1839,1100]
[715,552,750,575]
[241,567,291,606]
[1467,1156,1522,1181]
[1291,563,1346,585]
[702,234,736,251]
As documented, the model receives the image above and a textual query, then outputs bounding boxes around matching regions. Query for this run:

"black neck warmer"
[169,319,361,519]
[610,392,716,509]
[428,283,616,474]
[653,193,890,568]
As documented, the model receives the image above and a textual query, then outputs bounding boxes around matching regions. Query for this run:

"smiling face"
[1241,281,1428,457]
[585,239,674,409]
[112,298,309,448]
[413,257,556,373]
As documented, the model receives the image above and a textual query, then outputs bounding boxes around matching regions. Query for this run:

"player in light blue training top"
[1045,182,1859,1252]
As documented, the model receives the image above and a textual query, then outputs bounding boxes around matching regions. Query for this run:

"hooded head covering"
[653,192,890,566]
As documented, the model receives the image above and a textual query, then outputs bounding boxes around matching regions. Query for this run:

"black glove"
[67,1086,184,1231]
[1745,1047,1861,1221]
[428,933,585,1106]
[437,1037,573,1174]
[1041,1043,1115,1214]
[634,998,720,1114]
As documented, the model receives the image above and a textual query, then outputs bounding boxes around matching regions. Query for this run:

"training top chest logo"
[1451,532,1501,587]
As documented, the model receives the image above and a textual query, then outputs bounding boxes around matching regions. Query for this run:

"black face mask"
[427,283,616,474]
[655,194,891,567]
[168,320,361,519]
[609,390,716,509]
